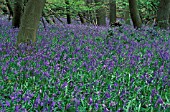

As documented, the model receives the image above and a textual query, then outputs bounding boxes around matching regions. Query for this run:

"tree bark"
[0,0,8,15]
[23,0,29,12]
[128,0,142,29]
[65,0,71,24]
[109,0,116,25]
[85,0,93,24]
[169,12,170,24]
[78,12,86,24]
[169,10,170,24]
[12,0,23,28]
[94,0,106,26]
[17,0,46,46]
[156,0,170,29]
[5,0,13,16]
[124,5,131,25]
[42,11,54,24]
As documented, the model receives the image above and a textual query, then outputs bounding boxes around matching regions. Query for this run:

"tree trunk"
[12,0,23,28]
[124,5,131,25]
[94,0,106,26]
[128,0,142,29]
[42,11,54,24]
[109,0,116,25]
[41,17,46,31]
[23,0,29,12]
[156,0,170,29]
[65,0,71,24]
[17,0,46,46]
[5,0,13,16]
[78,12,86,24]
[169,12,170,24]
[85,0,93,24]
[169,11,170,24]
[0,0,8,15]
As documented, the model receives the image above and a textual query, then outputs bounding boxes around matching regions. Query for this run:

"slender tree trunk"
[109,0,116,25]
[156,0,170,29]
[12,0,23,28]
[65,0,71,24]
[0,0,8,15]
[41,17,46,31]
[78,12,86,24]
[169,13,170,24]
[42,11,54,24]
[17,0,46,46]
[128,0,142,29]
[51,15,56,24]
[85,0,93,24]
[94,0,106,26]
[124,5,131,25]
[5,0,13,17]
[169,12,170,24]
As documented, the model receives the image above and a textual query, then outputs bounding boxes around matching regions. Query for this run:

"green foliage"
[45,0,93,18]
[5,0,161,24]
[117,0,159,23]
[138,0,159,20]
[45,0,160,25]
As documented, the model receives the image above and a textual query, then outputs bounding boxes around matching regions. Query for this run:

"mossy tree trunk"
[128,0,142,29]
[12,0,23,28]
[109,0,116,26]
[94,0,106,26]
[17,0,46,46]
[156,0,170,29]
[23,0,29,12]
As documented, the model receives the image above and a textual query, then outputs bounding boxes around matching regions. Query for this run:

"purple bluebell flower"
[105,92,111,98]
[151,89,158,97]
[116,108,123,112]
[108,84,111,90]
[89,97,93,105]
[110,101,117,107]
[104,107,109,112]
[6,101,10,107]
[114,82,118,87]
[66,103,71,110]
[15,105,21,112]
[57,101,62,109]
[95,103,99,110]
[61,81,68,88]
[155,97,164,107]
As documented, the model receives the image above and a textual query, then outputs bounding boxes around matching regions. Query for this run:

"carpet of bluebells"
[0,16,170,112]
